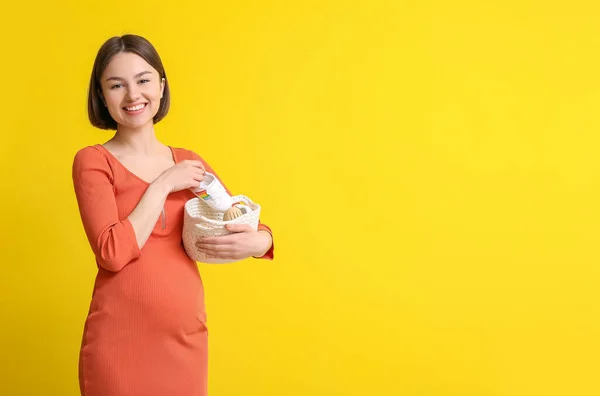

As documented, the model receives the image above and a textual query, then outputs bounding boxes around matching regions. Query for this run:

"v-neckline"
[96,144,178,185]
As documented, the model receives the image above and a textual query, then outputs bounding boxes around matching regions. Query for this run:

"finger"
[193,171,206,181]
[197,235,238,245]
[183,160,204,166]
[189,176,202,188]
[203,245,243,259]
[196,244,226,254]
[196,244,236,257]
[181,160,206,171]
[191,161,206,171]
[225,223,254,233]
[198,247,224,259]
[205,252,235,259]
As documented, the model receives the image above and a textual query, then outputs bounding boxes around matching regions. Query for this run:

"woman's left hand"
[195,224,272,260]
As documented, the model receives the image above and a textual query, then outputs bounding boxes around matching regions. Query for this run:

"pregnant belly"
[89,251,205,333]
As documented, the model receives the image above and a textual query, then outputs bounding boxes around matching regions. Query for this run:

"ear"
[160,77,165,99]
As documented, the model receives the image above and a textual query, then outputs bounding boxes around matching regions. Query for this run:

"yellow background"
[1,0,600,395]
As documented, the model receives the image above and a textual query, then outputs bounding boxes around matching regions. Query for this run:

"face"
[99,52,165,130]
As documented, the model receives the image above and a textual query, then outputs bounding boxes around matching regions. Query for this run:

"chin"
[118,114,156,130]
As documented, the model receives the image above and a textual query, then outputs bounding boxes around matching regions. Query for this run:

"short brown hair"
[87,35,170,130]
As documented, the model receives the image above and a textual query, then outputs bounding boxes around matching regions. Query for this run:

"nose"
[125,86,141,102]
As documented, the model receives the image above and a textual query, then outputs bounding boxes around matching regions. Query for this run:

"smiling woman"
[88,35,170,130]
[72,35,274,396]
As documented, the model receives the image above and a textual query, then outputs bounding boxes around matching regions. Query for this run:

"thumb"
[225,223,253,233]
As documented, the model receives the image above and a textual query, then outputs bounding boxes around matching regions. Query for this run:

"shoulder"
[74,145,104,161]
[171,146,206,162]
[72,145,110,172]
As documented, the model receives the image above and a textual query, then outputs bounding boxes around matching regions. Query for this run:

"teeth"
[125,104,146,111]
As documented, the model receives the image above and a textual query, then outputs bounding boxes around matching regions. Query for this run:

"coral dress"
[72,144,273,396]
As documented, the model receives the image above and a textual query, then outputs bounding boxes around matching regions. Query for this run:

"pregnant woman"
[72,34,274,396]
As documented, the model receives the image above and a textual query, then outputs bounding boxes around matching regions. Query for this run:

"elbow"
[97,254,131,272]
[95,227,140,272]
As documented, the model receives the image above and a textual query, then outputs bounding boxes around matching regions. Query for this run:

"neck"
[111,122,162,154]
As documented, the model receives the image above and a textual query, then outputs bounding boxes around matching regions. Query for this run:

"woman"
[72,34,274,396]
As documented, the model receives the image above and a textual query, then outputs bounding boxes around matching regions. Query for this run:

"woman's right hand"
[155,160,206,193]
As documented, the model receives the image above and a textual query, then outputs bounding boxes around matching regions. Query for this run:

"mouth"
[123,103,148,113]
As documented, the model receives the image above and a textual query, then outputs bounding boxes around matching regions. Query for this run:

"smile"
[123,103,147,112]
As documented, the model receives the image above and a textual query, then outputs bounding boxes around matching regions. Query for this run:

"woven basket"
[182,195,261,264]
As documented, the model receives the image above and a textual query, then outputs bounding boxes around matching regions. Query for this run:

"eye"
[110,83,122,89]
[139,79,150,84]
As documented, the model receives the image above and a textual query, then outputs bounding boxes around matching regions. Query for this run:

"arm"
[72,147,170,272]
[127,182,170,250]
[189,150,274,260]
[252,223,274,260]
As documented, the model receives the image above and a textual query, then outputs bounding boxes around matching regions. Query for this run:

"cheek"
[149,86,163,101]
[147,87,163,109]
[104,91,123,109]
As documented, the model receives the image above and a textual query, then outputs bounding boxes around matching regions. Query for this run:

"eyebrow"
[105,71,152,82]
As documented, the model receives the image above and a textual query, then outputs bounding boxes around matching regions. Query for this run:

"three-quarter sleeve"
[189,150,274,260]
[72,147,141,272]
